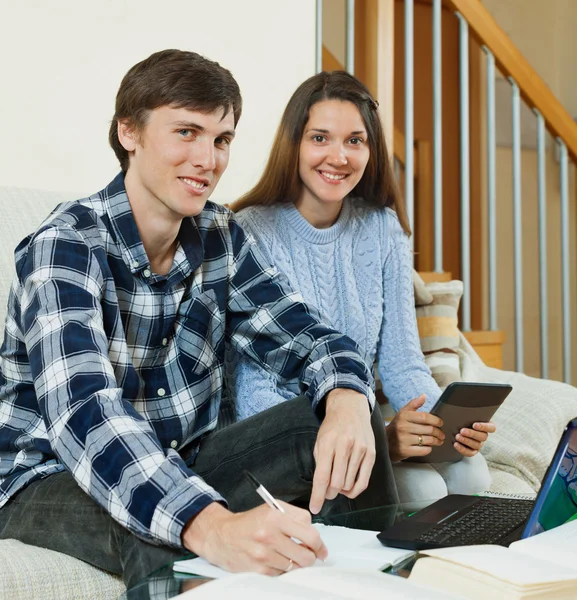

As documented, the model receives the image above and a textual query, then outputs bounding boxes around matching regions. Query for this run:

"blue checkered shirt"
[0,174,375,548]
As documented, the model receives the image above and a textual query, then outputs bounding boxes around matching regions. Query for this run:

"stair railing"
[316,0,577,384]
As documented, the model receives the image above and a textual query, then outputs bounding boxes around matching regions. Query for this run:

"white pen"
[245,470,327,562]
[244,470,286,513]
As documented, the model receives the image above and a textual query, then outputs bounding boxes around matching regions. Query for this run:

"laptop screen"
[522,418,577,538]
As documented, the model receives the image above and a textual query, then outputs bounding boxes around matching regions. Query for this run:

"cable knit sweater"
[225,198,442,421]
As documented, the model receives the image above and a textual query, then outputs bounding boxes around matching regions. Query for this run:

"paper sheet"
[173,523,414,578]
[510,519,577,571]
[423,545,577,586]
[173,568,462,600]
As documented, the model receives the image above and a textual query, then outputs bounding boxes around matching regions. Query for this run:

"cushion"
[0,539,125,600]
[414,275,463,390]
[410,277,577,495]
[457,334,577,492]
[413,270,433,306]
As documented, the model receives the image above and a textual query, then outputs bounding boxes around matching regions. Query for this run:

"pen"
[244,471,285,513]
[245,470,327,562]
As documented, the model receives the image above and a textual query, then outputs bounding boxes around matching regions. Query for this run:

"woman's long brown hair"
[231,70,410,235]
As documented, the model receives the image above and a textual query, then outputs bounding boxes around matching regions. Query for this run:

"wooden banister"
[393,128,406,167]
[443,0,577,163]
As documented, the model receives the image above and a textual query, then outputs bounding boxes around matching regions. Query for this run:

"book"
[173,567,462,599]
[173,523,415,579]
[409,520,577,599]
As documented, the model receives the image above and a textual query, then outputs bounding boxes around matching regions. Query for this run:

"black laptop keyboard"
[416,499,534,546]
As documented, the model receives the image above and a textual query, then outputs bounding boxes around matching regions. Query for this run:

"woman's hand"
[385,394,445,462]
[454,422,496,457]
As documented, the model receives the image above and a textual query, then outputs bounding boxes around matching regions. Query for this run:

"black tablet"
[406,381,512,463]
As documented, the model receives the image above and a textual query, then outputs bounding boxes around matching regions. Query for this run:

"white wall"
[0,0,316,202]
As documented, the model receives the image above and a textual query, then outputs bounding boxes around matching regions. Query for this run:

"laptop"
[377,417,577,550]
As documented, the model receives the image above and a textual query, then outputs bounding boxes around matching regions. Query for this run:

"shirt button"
[157,388,166,397]
[131,260,139,269]
[162,338,168,346]
[143,269,151,278]
[170,440,178,449]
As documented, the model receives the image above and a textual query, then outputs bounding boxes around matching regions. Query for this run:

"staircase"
[319,0,577,384]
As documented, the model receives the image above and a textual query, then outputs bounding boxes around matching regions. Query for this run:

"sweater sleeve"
[376,211,442,412]
[226,208,374,419]
[228,352,298,421]
[229,208,300,420]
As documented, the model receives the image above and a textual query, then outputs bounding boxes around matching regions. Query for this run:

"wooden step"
[463,330,506,369]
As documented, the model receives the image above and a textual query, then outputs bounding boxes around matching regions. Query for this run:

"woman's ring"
[285,558,294,572]
[418,434,423,446]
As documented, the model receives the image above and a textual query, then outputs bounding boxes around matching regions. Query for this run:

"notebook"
[377,417,577,550]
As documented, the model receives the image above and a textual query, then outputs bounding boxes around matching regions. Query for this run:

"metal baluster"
[535,111,548,378]
[457,13,470,331]
[433,0,443,272]
[558,139,571,384]
[316,0,323,73]
[484,47,497,331]
[346,0,355,75]
[405,0,414,235]
[510,78,523,372]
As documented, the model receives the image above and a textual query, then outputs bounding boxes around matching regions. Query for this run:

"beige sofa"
[0,187,126,599]
[1,185,577,599]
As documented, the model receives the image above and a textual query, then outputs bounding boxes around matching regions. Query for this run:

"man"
[0,50,397,589]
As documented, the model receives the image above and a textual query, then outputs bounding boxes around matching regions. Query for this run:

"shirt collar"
[98,173,204,281]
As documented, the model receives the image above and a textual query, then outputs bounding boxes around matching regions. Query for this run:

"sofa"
[0,187,127,598]
[1,185,577,600]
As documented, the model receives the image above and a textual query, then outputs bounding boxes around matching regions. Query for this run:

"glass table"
[121,500,432,600]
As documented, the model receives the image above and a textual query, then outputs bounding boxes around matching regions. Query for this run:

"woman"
[225,71,495,504]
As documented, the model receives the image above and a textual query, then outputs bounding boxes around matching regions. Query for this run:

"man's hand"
[454,422,496,457]
[182,501,328,575]
[309,388,375,514]
[386,395,445,462]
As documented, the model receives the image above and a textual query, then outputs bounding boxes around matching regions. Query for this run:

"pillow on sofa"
[414,275,463,390]
[456,334,577,492]
[413,270,433,306]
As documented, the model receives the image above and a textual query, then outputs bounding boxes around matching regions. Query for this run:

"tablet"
[406,382,512,464]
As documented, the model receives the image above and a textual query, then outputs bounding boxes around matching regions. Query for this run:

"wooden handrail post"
[415,139,433,271]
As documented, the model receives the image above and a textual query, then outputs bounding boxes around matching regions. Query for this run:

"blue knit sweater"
[225,199,441,420]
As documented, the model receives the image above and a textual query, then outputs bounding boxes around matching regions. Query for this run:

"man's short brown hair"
[109,49,242,172]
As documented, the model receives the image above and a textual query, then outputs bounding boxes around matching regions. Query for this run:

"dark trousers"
[0,397,397,593]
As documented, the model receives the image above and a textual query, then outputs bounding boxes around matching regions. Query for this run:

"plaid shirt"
[0,174,375,548]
